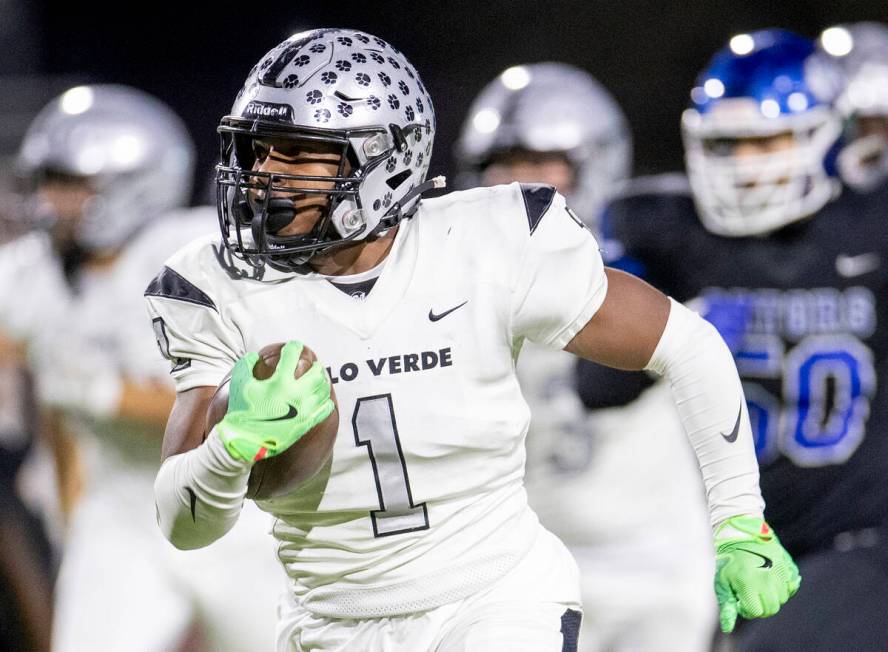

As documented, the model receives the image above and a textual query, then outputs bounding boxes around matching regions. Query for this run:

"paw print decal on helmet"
[223,28,437,267]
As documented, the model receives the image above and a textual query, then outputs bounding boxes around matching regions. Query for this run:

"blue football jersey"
[594,176,888,555]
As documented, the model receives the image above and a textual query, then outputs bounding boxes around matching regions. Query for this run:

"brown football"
[205,342,338,500]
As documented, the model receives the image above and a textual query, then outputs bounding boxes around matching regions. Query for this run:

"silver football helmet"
[455,62,631,228]
[216,28,439,270]
[821,22,888,191]
[17,84,195,251]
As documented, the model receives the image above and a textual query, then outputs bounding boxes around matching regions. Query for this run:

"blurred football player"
[455,62,716,652]
[820,22,888,193]
[148,29,798,652]
[592,28,888,649]
[2,84,284,652]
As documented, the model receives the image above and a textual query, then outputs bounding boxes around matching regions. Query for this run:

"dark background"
[5,0,888,197]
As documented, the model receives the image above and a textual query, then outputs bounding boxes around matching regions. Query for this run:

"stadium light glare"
[821,27,854,57]
[730,34,755,56]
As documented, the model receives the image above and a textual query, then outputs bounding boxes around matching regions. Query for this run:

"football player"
[455,62,716,652]
[820,22,888,193]
[148,29,799,652]
[590,29,888,649]
[2,84,284,652]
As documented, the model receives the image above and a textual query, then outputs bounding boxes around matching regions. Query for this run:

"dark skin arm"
[161,269,669,462]
[160,386,215,461]
[564,268,670,369]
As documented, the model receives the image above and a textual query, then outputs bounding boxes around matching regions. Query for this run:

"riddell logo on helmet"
[243,101,294,121]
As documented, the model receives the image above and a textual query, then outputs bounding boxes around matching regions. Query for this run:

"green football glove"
[216,340,335,463]
[714,515,801,633]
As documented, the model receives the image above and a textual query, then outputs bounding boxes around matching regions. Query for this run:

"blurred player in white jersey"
[819,22,888,193]
[456,63,716,652]
[148,29,800,652]
[1,84,283,652]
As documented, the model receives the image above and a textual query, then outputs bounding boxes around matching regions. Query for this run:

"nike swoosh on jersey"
[735,547,773,569]
[721,406,742,443]
[262,405,299,422]
[185,486,197,522]
[835,253,881,278]
[429,300,468,322]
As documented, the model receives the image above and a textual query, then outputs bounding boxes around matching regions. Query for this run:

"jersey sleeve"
[144,264,243,392]
[509,185,608,349]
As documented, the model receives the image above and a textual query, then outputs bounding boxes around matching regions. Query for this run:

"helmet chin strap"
[374,176,447,232]
[242,176,447,273]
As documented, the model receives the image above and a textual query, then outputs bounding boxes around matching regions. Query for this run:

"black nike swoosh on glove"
[735,547,773,569]
[260,405,299,422]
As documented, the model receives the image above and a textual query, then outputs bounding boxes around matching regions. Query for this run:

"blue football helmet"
[682,29,844,236]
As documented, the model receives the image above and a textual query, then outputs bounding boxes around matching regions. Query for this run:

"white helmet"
[455,62,631,228]
[682,29,844,237]
[17,84,195,251]
[216,28,440,271]
[821,22,888,191]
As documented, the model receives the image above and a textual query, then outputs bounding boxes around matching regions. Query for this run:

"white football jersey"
[146,183,607,618]
[0,209,217,478]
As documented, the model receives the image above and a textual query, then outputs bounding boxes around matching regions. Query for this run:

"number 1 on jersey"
[353,394,430,537]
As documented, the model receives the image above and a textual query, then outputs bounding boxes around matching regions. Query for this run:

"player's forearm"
[154,428,250,550]
[116,379,176,429]
[645,298,764,530]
